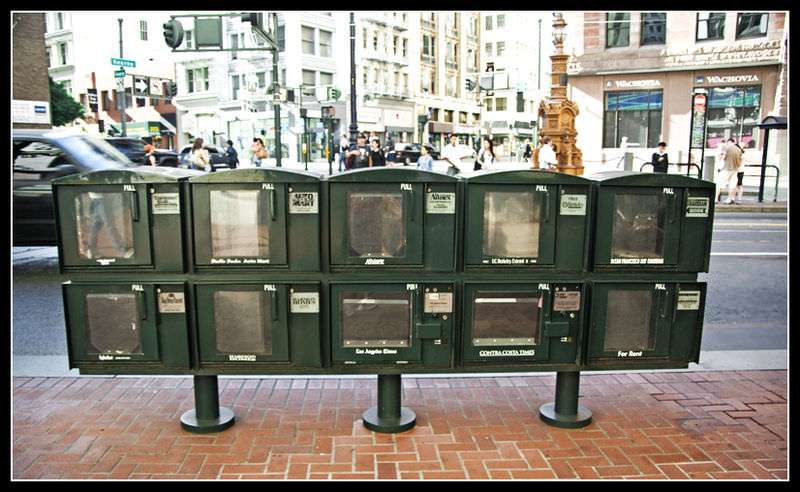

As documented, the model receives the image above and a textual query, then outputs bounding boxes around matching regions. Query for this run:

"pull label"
[123,185,136,192]
[400,183,412,191]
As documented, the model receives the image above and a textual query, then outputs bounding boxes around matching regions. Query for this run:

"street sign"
[114,69,126,78]
[133,76,149,97]
[150,78,164,96]
[116,77,125,91]
[87,88,98,113]
[111,57,136,68]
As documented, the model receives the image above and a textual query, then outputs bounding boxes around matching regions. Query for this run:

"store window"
[603,90,663,148]
[319,30,332,57]
[704,86,761,149]
[640,13,666,45]
[606,13,630,48]
[736,13,768,39]
[302,26,315,55]
[696,12,725,41]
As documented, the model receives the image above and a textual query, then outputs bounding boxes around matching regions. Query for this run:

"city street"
[12,211,788,376]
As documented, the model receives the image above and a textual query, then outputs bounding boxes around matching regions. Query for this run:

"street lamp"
[552,13,567,49]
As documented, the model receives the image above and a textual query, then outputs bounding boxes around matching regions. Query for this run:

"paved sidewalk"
[13,371,786,480]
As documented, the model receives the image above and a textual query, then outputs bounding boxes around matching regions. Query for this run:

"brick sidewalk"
[13,371,787,480]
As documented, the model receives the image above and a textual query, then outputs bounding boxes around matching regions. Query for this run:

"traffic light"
[465,78,475,91]
[163,19,185,49]
[165,81,178,98]
[241,12,264,28]
[328,87,341,100]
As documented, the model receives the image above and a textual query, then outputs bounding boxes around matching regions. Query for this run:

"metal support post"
[348,12,358,147]
[181,375,235,433]
[758,129,770,203]
[362,374,416,434]
[271,13,282,167]
[539,371,592,429]
[623,152,633,171]
[703,155,715,182]
[117,18,127,137]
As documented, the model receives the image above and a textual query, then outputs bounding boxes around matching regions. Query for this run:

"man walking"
[651,142,669,173]
[536,136,558,171]
[224,140,239,170]
[717,139,743,204]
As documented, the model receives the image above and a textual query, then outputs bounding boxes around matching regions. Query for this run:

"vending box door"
[588,283,687,364]
[64,283,160,363]
[331,283,427,364]
[466,184,556,267]
[330,183,425,267]
[58,184,154,268]
[595,187,682,268]
[192,183,288,267]
[195,284,291,363]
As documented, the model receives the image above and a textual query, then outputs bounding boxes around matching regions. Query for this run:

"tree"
[49,76,84,126]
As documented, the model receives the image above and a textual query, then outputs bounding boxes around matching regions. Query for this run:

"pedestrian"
[731,138,746,202]
[523,138,532,161]
[368,138,386,167]
[143,144,157,166]
[441,134,467,175]
[251,138,268,168]
[651,141,669,173]
[717,139,743,204]
[536,136,558,171]
[338,134,349,172]
[346,133,370,169]
[224,140,239,170]
[416,144,434,171]
[475,136,496,171]
[191,138,212,172]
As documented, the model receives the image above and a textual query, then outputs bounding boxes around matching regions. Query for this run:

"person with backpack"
[191,138,212,172]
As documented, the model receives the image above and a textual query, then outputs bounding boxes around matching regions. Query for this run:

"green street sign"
[114,69,126,78]
[111,57,136,68]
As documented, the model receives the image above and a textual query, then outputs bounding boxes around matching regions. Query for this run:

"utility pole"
[118,18,127,137]
[271,13,282,167]
[537,18,542,91]
[348,12,358,147]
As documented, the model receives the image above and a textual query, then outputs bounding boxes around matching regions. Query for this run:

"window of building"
[56,12,64,31]
[704,86,761,149]
[422,34,435,57]
[302,26,315,55]
[603,90,663,148]
[459,111,468,124]
[640,13,666,45]
[421,67,435,94]
[45,48,51,68]
[136,97,146,107]
[485,42,492,57]
[497,14,505,29]
[696,12,725,41]
[393,35,399,55]
[403,73,409,93]
[186,67,210,93]
[485,15,492,31]
[231,75,241,100]
[736,13,768,39]
[319,30,332,57]
[606,13,630,48]
[430,108,439,121]
[58,42,68,65]
[256,72,266,89]
[277,25,285,51]
[363,67,368,85]
[101,90,110,111]
[363,28,368,49]
[485,98,493,111]
[320,71,333,87]
[60,80,72,96]
[402,38,408,57]
[496,41,505,57]
[184,30,193,49]
[302,69,316,96]
[495,97,507,111]
[230,33,239,59]
[139,20,148,41]
[444,110,453,123]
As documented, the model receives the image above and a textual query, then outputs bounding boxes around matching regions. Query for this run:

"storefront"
[569,65,779,167]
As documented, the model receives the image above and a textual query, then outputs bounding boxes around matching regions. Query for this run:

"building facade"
[480,11,552,158]
[44,11,179,147]
[12,13,52,129]
[565,11,788,175]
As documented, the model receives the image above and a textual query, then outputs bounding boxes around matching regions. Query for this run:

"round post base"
[362,406,416,434]
[180,407,235,434]
[538,403,592,429]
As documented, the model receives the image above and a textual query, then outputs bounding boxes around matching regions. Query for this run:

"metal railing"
[638,162,782,202]
[638,161,702,179]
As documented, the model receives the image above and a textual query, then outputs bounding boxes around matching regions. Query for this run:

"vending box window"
[461,282,584,368]
[590,171,715,273]
[62,281,191,373]
[330,282,454,368]
[53,167,202,272]
[585,281,707,370]
[327,168,459,271]
[188,168,321,272]
[464,170,593,272]
[193,282,321,371]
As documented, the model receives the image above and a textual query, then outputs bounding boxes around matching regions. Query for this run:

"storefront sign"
[12,100,51,125]
[605,79,662,89]
[695,74,760,85]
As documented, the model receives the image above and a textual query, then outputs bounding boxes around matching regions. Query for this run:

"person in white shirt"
[536,136,558,171]
[440,134,470,175]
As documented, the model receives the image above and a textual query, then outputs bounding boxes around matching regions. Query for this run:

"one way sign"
[133,76,149,97]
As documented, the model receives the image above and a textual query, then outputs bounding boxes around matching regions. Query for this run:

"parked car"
[105,137,180,167]
[13,129,137,246]
[178,145,229,171]
[386,143,441,165]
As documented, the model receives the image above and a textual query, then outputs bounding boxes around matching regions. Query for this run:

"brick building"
[12,12,52,129]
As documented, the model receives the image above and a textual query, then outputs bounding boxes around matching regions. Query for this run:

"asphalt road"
[11,212,787,368]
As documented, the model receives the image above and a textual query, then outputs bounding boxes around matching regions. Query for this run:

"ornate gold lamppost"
[533,13,583,175]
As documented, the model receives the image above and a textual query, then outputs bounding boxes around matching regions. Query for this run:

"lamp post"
[117,18,127,137]
[348,12,358,148]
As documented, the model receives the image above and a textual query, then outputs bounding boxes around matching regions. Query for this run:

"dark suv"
[14,130,137,246]
[106,137,180,167]
[386,143,440,165]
